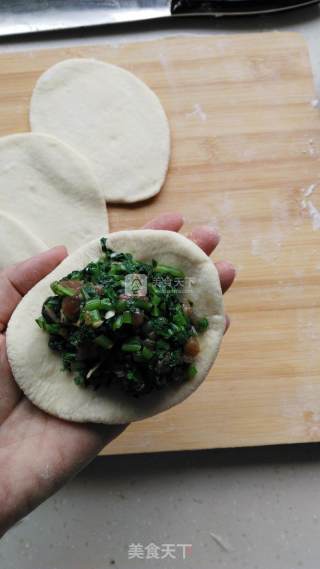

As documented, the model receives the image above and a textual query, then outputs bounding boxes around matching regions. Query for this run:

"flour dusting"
[251,197,287,263]
[303,183,317,198]
[186,103,207,122]
[158,52,178,92]
[306,201,320,230]
[301,183,320,230]
[159,52,168,69]
[308,139,317,156]
[251,228,283,263]
[251,237,261,256]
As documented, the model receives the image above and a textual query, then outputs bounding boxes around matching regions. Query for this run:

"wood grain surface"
[1,32,320,454]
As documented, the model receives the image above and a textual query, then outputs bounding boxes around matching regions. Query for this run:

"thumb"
[0,246,67,331]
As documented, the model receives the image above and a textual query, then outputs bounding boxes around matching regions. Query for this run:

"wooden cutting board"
[1,32,320,454]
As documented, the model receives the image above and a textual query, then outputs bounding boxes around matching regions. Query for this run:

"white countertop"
[1,7,320,569]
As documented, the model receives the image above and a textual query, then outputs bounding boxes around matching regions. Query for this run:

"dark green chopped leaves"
[50,281,77,297]
[195,317,209,333]
[112,312,132,330]
[141,346,154,361]
[95,335,113,349]
[36,238,209,397]
[85,298,103,311]
[187,364,198,379]
[121,339,142,353]
[62,351,77,371]
[36,317,62,335]
[153,264,185,278]
[84,309,103,328]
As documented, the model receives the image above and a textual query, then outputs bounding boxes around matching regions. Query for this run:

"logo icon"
[125,273,148,297]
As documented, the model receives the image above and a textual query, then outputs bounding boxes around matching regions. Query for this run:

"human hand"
[0,213,235,537]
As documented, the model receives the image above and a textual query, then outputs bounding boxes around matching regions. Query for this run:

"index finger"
[143,212,184,232]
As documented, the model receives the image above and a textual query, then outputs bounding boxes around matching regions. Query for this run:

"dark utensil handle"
[171,0,320,15]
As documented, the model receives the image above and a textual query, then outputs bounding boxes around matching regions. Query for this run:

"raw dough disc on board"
[0,211,47,270]
[0,133,108,252]
[30,58,170,203]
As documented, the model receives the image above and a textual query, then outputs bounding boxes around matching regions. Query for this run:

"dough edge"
[30,58,171,204]
[7,230,224,424]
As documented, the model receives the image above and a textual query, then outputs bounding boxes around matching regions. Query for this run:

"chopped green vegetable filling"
[36,239,209,397]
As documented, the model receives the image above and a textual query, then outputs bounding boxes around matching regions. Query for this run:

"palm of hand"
[0,260,122,537]
[0,214,235,536]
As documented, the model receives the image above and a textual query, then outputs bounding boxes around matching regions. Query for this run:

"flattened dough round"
[0,211,47,270]
[30,58,170,203]
[0,133,108,252]
[7,230,224,424]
